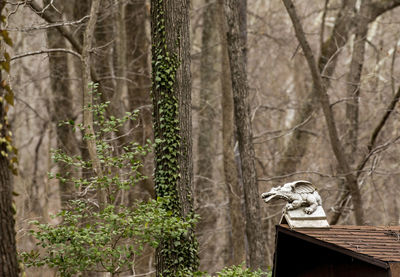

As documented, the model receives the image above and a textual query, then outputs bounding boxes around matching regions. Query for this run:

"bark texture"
[0,110,19,276]
[0,140,18,276]
[345,0,371,163]
[0,3,19,275]
[224,0,266,270]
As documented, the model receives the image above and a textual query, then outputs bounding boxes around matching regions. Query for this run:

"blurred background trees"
[2,0,400,275]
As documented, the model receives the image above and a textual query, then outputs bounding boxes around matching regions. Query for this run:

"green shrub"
[20,84,196,276]
[211,263,271,277]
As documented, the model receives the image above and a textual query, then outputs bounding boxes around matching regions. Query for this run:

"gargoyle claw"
[286,204,294,210]
[304,207,314,214]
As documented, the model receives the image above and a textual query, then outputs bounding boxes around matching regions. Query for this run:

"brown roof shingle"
[280,224,400,263]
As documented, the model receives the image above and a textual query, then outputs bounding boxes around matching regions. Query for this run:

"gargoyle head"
[261,180,314,203]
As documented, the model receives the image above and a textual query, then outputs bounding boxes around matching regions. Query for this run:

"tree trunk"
[44,0,79,208]
[224,0,267,270]
[151,0,199,275]
[328,0,400,225]
[81,0,105,206]
[114,0,128,114]
[195,0,227,272]
[126,0,155,201]
[0,133,19,276]
[0,3,19,274]
[122,2,155,274]
[93,1,125,130]
[0,118,19,277]
[217,0,246,267]
[345,0,371,163]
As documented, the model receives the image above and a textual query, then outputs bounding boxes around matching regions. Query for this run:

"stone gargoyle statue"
[261,180,322,215]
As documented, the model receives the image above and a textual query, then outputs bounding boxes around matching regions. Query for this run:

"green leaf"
[1,30,13,46]
[5,91,14,106]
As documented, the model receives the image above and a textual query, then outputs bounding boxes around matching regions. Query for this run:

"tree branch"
[331,135,400,224]
[259,170,334,182]
[7,15,89,32]
[27,1,112,107]
[367,85,400,152]
[356,85,400,174]
[11,48,81,61]
[28,1,83,53]
[319,0,330,50]
[369,0,400,21]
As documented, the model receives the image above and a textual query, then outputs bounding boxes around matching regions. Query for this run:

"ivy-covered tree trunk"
[0,4,19,276]
[224,0,267,270]
[151,0,199,275]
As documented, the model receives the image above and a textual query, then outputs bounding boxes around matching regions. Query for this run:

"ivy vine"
[151,0,199,275]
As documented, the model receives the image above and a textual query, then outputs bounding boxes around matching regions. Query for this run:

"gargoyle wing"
[291,180,316,194]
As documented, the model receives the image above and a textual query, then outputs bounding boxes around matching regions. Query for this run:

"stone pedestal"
[280,206,330,228]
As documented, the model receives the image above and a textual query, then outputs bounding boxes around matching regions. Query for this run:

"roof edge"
[276,225,390,270]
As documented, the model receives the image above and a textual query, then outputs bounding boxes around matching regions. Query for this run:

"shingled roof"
[278,224,400,268]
